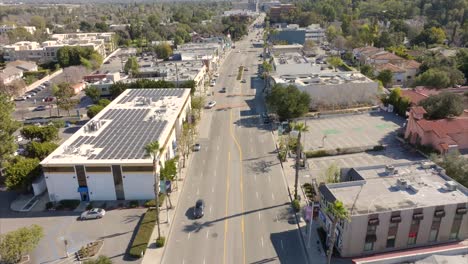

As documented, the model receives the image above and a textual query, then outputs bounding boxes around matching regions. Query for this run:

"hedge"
[57,199,80,210]
[128,209,157,258]
[144,193,166,208]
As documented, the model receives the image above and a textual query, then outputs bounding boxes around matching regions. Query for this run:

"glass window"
[449,214,463,240]
[386,235,396,248]
[364,242,373,251]
[407,232,417,245]
[429,228,438,242]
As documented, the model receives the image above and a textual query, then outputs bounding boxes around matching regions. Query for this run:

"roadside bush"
[129,200,139,208]
[144,193,166,208]
[45,201,54,210]
[155,236,166,248]
[292,199,300,212]
[57,199,80,210]
[372,145,385,151]
[86,202,93,210]
[305,150,330,158]
[128,209,156,258]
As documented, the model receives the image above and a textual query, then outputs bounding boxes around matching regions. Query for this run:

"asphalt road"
[162,17,307,264]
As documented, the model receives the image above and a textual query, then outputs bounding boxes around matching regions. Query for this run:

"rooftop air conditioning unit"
[396,178,407,189]
[445,181,458,191]
[385,165,395,175]
[421,161,435,169]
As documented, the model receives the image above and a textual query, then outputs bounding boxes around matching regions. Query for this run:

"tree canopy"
[84,86,101,103]
[0,225,44,264]
[0,93,19,164]
[266,84,310,121]
[124,56,139,77]
[21,125,58,142]
[377,69,394,88]
[25,141,58,160]
[4,157,41,191]
[56,46,103,69]
[419,92,464,119]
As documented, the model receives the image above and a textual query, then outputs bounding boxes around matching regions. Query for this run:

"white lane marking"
[211,187,215,193]
[281,240,284,250]
[272,193,275,201]
[183,259,185,264]
[261,236,264,248]
[256,192,259,199]
[258,212,261,222]
[250,146,254,153]
[206,230,209,239]
[188,232,191,240]
[203,159,206,165]
[254,174,257,181]
[217,145,220,151]
[203,258,206,264]
[210,205,212,214]
[196,188,200,195]
[250,137,253,143]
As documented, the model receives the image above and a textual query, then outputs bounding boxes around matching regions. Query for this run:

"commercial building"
[318,162,468,258]
[405,107,468,154]
[269,24,326,44]
[2,32,116,63]
[268,52,378,109]
[0,24,36,35]
[84,72,123,96]
[41,88,191,201]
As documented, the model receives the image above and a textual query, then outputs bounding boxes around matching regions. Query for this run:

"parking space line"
[271,193,275,201]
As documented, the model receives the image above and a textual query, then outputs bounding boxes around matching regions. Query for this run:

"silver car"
[80,208,106,220]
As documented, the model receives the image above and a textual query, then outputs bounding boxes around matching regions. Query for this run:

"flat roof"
[324,162,468,215]
[41,88,190,166]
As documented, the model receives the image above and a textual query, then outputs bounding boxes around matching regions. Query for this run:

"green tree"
[153,43,173,60]
[30,16,46,29]
[7,28,33,43]
[414,69,451,89]
[455,49,468,80]
[360,64,374,79]
[84,86,101,103]
[124,56,139,77]
[0,225,44,264]
[324,163,340,183]
[290,122,308,200]
[419,92,464,119]
[327,57,343,72]
[191,96,205,120]
[326,200,350,264]
[53,83,78,116]
[326,25,339,43]
[56,46,102,69]
[4,157,41,191]
[83,256,112,264]
[87,105,104,119]
[98,99,111,107]
[21,125,58,142]
[431,152,468,188]
[377,69,393,87]
[412,27,447,46]
[0,93,20,165]
[25,141,58,160]
[160,158,177,181]
[266,84,310,121]
[144,141,162,241]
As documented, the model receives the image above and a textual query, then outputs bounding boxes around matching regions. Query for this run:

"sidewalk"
[271,129,328,264]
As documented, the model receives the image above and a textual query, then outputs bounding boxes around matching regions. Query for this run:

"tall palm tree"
[291,122,308,200]
[326,200,350,264]
[145,141,162,239]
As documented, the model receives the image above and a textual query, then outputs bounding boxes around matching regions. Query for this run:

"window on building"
[449,213,464,240]
[386,235,396,248]
[429,216,442,242]
[408,219,420,245]
[407,232,417,245]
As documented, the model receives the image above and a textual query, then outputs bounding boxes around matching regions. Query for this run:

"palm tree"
[326,200,350,264]
[291,122,308,200]
[145,141,162,239]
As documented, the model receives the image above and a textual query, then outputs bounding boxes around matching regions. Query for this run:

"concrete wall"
[122,172,155,200]
[32,176,47,196]
[86,172,116,200]
[45,171,80,201]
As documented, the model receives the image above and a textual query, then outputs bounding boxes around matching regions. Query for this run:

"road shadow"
[181,202,289,233]
[99,230,132,240]
[248,159,276,174]
[63,126,80,134]
[270,228,308,263]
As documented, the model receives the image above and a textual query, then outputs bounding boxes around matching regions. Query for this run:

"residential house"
[405,107,468,154]
[0,66,23,85]
[6,60,38,72]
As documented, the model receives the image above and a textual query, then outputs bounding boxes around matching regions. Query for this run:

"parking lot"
[0,193,145,264]
[100,48,137,73]
[301,111,404,151]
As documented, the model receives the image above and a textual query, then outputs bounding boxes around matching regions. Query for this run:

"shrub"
[102,202,107,209]
[86,202,93,210]
[58,199,80,210]
[144,193,166,208]
[155,236,166,248]
[292,199,300,212]
[128,209,156,258]
[372,145,385,151]
[129,200,139,208]
[278,151,287,161]
[305,150,330,158]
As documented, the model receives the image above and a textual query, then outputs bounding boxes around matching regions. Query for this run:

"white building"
[0,25,36,35]
[41,88,192,202]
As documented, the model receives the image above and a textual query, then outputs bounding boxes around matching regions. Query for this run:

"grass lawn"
[128,209,157,258]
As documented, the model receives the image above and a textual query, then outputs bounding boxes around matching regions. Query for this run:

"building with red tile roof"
[405,107,468,154]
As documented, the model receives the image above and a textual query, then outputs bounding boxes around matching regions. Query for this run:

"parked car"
[206,101,216,109]
[220,87,226,93]
[193,199,205,219]
[44,96,55,102]
[214,73,220,77]
[241,79,246,83]
[244,68,248,71]
[210,81,216,87]
[24,94,32,99]
[80,208,106,220]
[33,105,47,111]
[193,143,201,151]
[14,96,26,101]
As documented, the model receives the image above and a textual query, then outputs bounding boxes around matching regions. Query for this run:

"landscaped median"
[128,209,156,258]
[237,66,244,80]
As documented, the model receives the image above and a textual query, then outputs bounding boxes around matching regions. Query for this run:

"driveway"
[0,192,145,264]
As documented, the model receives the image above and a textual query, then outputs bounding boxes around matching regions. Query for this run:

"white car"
[214,73,220,77]
[206,101,217,109]
[80,208,106,220]
[210,80,216,87]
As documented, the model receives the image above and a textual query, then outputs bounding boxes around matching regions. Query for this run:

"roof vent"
[396,178,408,190]
[421,161,435,169]
[385,165,395,175]
[445,181,458,192]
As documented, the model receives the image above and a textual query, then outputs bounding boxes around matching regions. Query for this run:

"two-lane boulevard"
[162,19,307,264]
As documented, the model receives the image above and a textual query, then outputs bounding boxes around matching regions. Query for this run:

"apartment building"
[318,162,468,258]
[3,32,116,63]
[0,25,36,35]
[41,88,191,201]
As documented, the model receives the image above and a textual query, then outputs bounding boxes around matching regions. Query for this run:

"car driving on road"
[206,101,216,109]
[80,208,106,220]
[193,199,205,219]
[193,143,201,151]
[33,105,47,111]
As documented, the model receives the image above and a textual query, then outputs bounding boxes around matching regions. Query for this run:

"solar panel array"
[118,88,185,104]
[69,109,168,160]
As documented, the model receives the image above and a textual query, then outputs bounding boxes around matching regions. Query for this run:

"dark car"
[220,87,226,93]
[193,199,205,219]
[33,105,47,111]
